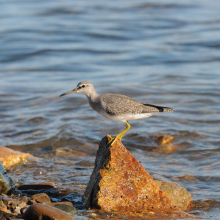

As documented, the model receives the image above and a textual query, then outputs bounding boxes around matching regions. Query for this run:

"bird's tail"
[143,104,174,112]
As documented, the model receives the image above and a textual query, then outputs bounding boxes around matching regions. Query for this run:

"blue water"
[1,0,220,219]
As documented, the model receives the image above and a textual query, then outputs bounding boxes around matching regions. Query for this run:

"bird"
[60,81,174,145]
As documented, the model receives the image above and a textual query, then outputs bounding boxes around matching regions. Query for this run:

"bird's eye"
[82,85,85,88]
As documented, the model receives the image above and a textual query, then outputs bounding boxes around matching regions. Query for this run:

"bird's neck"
[85,89,99,103]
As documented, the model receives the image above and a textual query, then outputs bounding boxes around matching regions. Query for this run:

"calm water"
[1,0,220,219]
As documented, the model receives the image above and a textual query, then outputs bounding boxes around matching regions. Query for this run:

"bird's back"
[99,93,173,116]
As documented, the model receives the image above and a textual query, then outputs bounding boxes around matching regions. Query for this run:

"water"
[1,0,220,219]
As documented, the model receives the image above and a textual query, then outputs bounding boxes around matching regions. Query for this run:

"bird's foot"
[106,134,116,146]
[106,134,122,146]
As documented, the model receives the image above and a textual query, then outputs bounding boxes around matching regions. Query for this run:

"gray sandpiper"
[60,81,174,145]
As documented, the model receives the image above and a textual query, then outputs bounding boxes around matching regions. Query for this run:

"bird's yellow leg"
[107,121,130,146]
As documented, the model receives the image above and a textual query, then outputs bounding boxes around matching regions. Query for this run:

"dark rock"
[23,203,75,220]
[31,193,51,204]
[54,204,78,215]
[0,161,15,194]
[27,199,37,205]
[18,182,56,190]
[83,136,194,218]
[11,190,22,197]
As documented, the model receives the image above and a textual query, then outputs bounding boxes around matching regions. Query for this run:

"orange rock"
[83,136,194,218]
[0,146,35,168]
[152,134,174,145]
[152,144,179,154]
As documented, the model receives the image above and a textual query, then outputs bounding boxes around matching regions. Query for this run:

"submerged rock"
[54,204,78,215]
[23,203,75,220]
[152,134,174,145]
[0,146,35,168]
[83,136,194,218]
[151,134,179,154]
[0,161,15,194]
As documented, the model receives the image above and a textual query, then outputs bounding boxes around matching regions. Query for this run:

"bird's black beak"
[59,87,78,97]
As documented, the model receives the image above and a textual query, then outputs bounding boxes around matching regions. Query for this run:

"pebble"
[23,203,75,220]
[20,196,29,204]
[31,193,51,204]
[54,204,78,215]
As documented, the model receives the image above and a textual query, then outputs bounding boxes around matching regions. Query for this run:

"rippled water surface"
[1,0,220,219]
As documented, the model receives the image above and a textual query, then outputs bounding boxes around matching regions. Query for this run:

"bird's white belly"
[99,111,156,122]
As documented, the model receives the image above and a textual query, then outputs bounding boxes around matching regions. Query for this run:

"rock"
[20,196,29,204]
[0,209,16,219]
[0,200,6,208]
[0,161,15,194]
[18,182,56,190]
[49,201,73,207]
[155,180,193,211]
[152,144,179,154]
[0,146,35,168]
[2,197,13,206]
[31,193,51,204]
[55,147,88,157]
[27,199,37,205]
[54,204,78,215]
[83,136,194,218]
[11,190,22,197]
[151,134,179,154]
[152,134,174,145]
[23,203,75,220]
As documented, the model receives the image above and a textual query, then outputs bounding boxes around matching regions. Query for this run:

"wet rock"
[49,201,73,206]
[155,180,193,211]
[0,209,16,219]
[0,161,15,194]
[83,136,194,218]
[0,146,35,168]
[31,193,51,204]
[152,134,174,145]
[0,200,6,208]
[192,199,220,209]
[152,144,179,154]
[2,197,13,206]
[151,134,179,154]
[23,203,75,220]
[11,190,22,197]
[27,199,37,205]
[20,196,29,204]
[54,204,78,215]
[18,182,56,190]
[55,147,88,157]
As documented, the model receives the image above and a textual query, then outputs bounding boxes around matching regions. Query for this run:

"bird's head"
[60,81,94,97]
